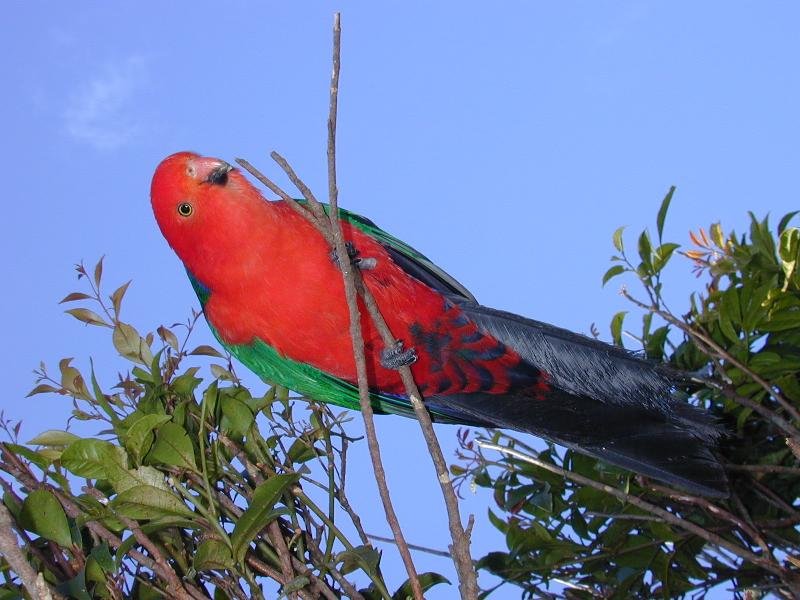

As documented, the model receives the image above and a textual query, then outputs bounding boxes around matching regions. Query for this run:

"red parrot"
[150,151,727,497]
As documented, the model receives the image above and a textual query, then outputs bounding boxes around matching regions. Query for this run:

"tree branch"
[0,501,63,600]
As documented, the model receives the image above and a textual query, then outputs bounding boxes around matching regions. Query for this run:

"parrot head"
[150,151,268,285]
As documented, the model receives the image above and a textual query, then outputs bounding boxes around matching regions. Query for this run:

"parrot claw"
[331,242,377,271]
[380,340,417,369]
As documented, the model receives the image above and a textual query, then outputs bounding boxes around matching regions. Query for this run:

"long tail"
[429,304,728,498]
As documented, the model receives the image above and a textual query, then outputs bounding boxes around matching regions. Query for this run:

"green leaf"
[778,211,799,234]
[5,444,52,471]
[287,439,318,464]
[113,322,154,366]
[392,573,450,599]
[610,311,627,347]
[656,186,675,242]
[760,310,800,332]
[171,367,202,396]
[28,430,80,447]
[19,489,72,547]
[652,242,680,273]
[779,227,800,287]
[231,473,300,563]
[637,230,653,274]
[124,414,171,464]
[612,226,626,253]
[194,539,234,571]
[111,485,194,520]
[148,422,197,471]
[56,569,91,600]
[337,544,382,576]
[220,393,255,438]
[61,438,116,479]
[602,265,626,286]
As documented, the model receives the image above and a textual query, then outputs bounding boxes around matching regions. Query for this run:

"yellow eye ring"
[178,202,193,217]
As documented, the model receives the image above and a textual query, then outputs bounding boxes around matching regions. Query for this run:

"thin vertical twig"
[323,13,425,600]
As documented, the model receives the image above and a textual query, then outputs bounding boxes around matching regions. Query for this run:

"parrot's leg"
[380,340,417,369]
[330,242,377,270]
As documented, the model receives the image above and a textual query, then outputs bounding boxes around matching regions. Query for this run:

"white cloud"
[63,56,146,150]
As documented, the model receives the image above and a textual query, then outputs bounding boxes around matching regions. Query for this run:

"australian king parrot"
[150,152,727,497]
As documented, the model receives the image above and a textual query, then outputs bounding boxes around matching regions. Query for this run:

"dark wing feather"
[435,304,728,497]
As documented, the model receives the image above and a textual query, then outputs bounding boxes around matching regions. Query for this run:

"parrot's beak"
[206,161,233,186]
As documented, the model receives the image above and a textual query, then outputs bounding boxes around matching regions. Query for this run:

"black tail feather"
[433,304,728,497]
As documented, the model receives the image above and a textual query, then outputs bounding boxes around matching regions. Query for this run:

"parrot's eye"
[177,202,194,217]
[186,165,196,178]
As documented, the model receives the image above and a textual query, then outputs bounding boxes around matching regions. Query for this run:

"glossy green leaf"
[124,414,171,464]
[392,573,450,599]
[61,438,116,479]
[337,544,382,576]
[652,242,680,273]
[194,539,234,571]
[111,485,193,520]
[287,439,317,464]
[28,430,80,447]
[610,311,627,347]
[637,230,653,273]
[230,473,300,563]
[778,211,799,234]
[20,489,72,547]
[171,367,202,396]
[220,393,255,438]
[656,186,675,242]
[602,265,626,286]
[148,422,197,471]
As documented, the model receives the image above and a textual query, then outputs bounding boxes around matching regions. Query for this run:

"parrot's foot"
[380,340,417,369]
[331,242,377,271]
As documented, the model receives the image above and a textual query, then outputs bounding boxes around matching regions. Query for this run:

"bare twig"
[368,533,454,559]
[321,14,424,599]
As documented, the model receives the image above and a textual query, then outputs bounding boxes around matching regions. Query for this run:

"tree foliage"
[0,260,447,600]
[2,195,800,599]
[455,192,800,598]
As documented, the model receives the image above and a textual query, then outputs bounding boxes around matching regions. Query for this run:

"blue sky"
[2,2,799,597]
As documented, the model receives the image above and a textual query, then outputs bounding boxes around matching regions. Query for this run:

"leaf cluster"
[0,260,447,600]
[455,195,800,598]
